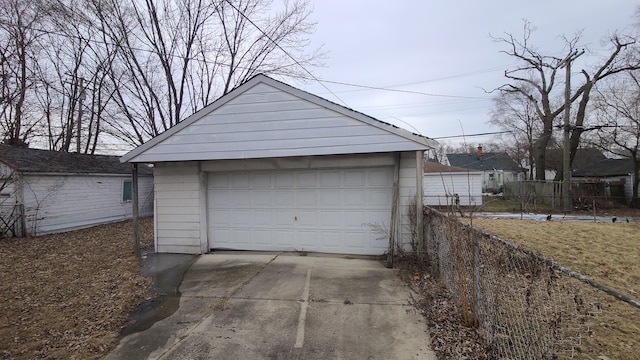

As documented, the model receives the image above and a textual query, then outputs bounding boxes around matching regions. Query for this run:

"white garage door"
[208,167,393,255]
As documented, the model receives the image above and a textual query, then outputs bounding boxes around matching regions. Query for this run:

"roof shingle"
[446,152,522,172]
[0,145,152,175]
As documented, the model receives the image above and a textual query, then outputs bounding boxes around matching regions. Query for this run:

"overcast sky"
[294,1,638,148]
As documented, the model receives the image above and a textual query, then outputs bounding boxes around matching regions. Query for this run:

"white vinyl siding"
[207,167,393,255]
[20,174,153,235]
[154,163,202,253]
[131,82,426,162]
[424,172,483,206]
[398,152,419,250]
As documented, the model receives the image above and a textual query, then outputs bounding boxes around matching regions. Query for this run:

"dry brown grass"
[0,218,154,360]
[467,218,640,359]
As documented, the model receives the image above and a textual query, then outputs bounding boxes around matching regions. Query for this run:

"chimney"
[477,145,483,160]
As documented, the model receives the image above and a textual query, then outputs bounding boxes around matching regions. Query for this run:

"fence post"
[19,204,26,237]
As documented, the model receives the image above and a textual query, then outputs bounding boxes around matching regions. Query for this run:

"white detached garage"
[121,74,437,255]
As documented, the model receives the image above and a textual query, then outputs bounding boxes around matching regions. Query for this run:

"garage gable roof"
[121,74,437,163]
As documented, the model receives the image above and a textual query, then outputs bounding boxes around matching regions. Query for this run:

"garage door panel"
[297,231,317,247]
[252,210,272,226]
[344,170,366,186]
[210,191,230,206]
[369,169,393,186]
[208,167,393,255]
[296,190,316,207]
[345,232,367,249]
[252,173,271,187]
[211,210,230,225]
[296,211,317,226]
[319,231,343,248]
[275,210,295,226]
[369,189,393,207]
[319,171,340,187]
[252,230,272,245]
[210,174,230,188]
[342,211,368,227]
[253,190,272,206]
[318,211,343,227]
[275,190,294,206]
[231,210,249,225]
[274,230,295,246]
[344,190,366,206]
[275,173,294,187]
[230,191,251,207]
[296,172,316,187]
[318,192,341,207]
[232,229,251,244]
[231,173,250,188]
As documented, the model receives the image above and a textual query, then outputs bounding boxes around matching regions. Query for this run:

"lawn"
[467,217,640,359]
[0,218,154,360]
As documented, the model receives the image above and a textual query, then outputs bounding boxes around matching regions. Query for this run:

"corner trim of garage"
[387,152,400,268]
[199,164,209,254]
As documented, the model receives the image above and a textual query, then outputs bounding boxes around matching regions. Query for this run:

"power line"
[432,131,512,140]
[222,0,348,107]
[301,77,489,99]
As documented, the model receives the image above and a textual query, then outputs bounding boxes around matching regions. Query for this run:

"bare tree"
[0,0,322,151]
[0,0,47,147]
[489,85,544,179]
[494,21,640,180]
[591,73,640,207]
[90,0,322,147]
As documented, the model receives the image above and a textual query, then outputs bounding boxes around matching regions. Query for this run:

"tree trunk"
[632,154,640,209]
[534,118,554,180]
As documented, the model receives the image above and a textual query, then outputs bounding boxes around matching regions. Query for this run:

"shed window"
[122,180,132,202]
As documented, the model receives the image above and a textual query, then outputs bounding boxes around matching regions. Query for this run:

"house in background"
[544,147,606,180]
[0,145,153,236]
[121,74,437,255]
[446,146,524,193]
[423,161,482,206]
[572,158,636,205]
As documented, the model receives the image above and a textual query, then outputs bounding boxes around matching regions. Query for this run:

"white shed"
[423,162,483,206]
[121,74,437,255]
[0,145,154,236]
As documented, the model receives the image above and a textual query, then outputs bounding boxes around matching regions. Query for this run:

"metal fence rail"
[421,207,640,359]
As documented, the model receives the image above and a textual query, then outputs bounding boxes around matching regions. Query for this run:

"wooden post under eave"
[387,152,401,268]
[416,150,424,255]
[131,163,141,258]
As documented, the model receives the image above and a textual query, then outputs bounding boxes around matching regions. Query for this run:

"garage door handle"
[295,216,297,221]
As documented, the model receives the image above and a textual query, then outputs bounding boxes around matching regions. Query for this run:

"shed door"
[207,168,393,255]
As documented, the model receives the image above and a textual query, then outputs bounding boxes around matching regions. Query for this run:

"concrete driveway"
[105,252,435,360]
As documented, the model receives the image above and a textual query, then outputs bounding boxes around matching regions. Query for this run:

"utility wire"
[433,131,512,140]
[222,0,349,107]
[301,77,489,99]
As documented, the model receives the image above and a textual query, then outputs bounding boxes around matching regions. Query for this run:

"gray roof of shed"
[446,152,522,172]
[0,145,152,175]
[573,158,634,177]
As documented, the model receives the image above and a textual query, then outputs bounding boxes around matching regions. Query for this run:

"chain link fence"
[420,206,640,359]
[0,204,23,238]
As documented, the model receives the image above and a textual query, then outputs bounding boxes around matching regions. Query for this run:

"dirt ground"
[399,262,489,360]
[0,218,154,360]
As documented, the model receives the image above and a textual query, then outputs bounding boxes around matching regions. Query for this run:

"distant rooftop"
[0,145,152,175]
[424,160,480,173]
[446,152,522,172]
[573,158,634,177]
